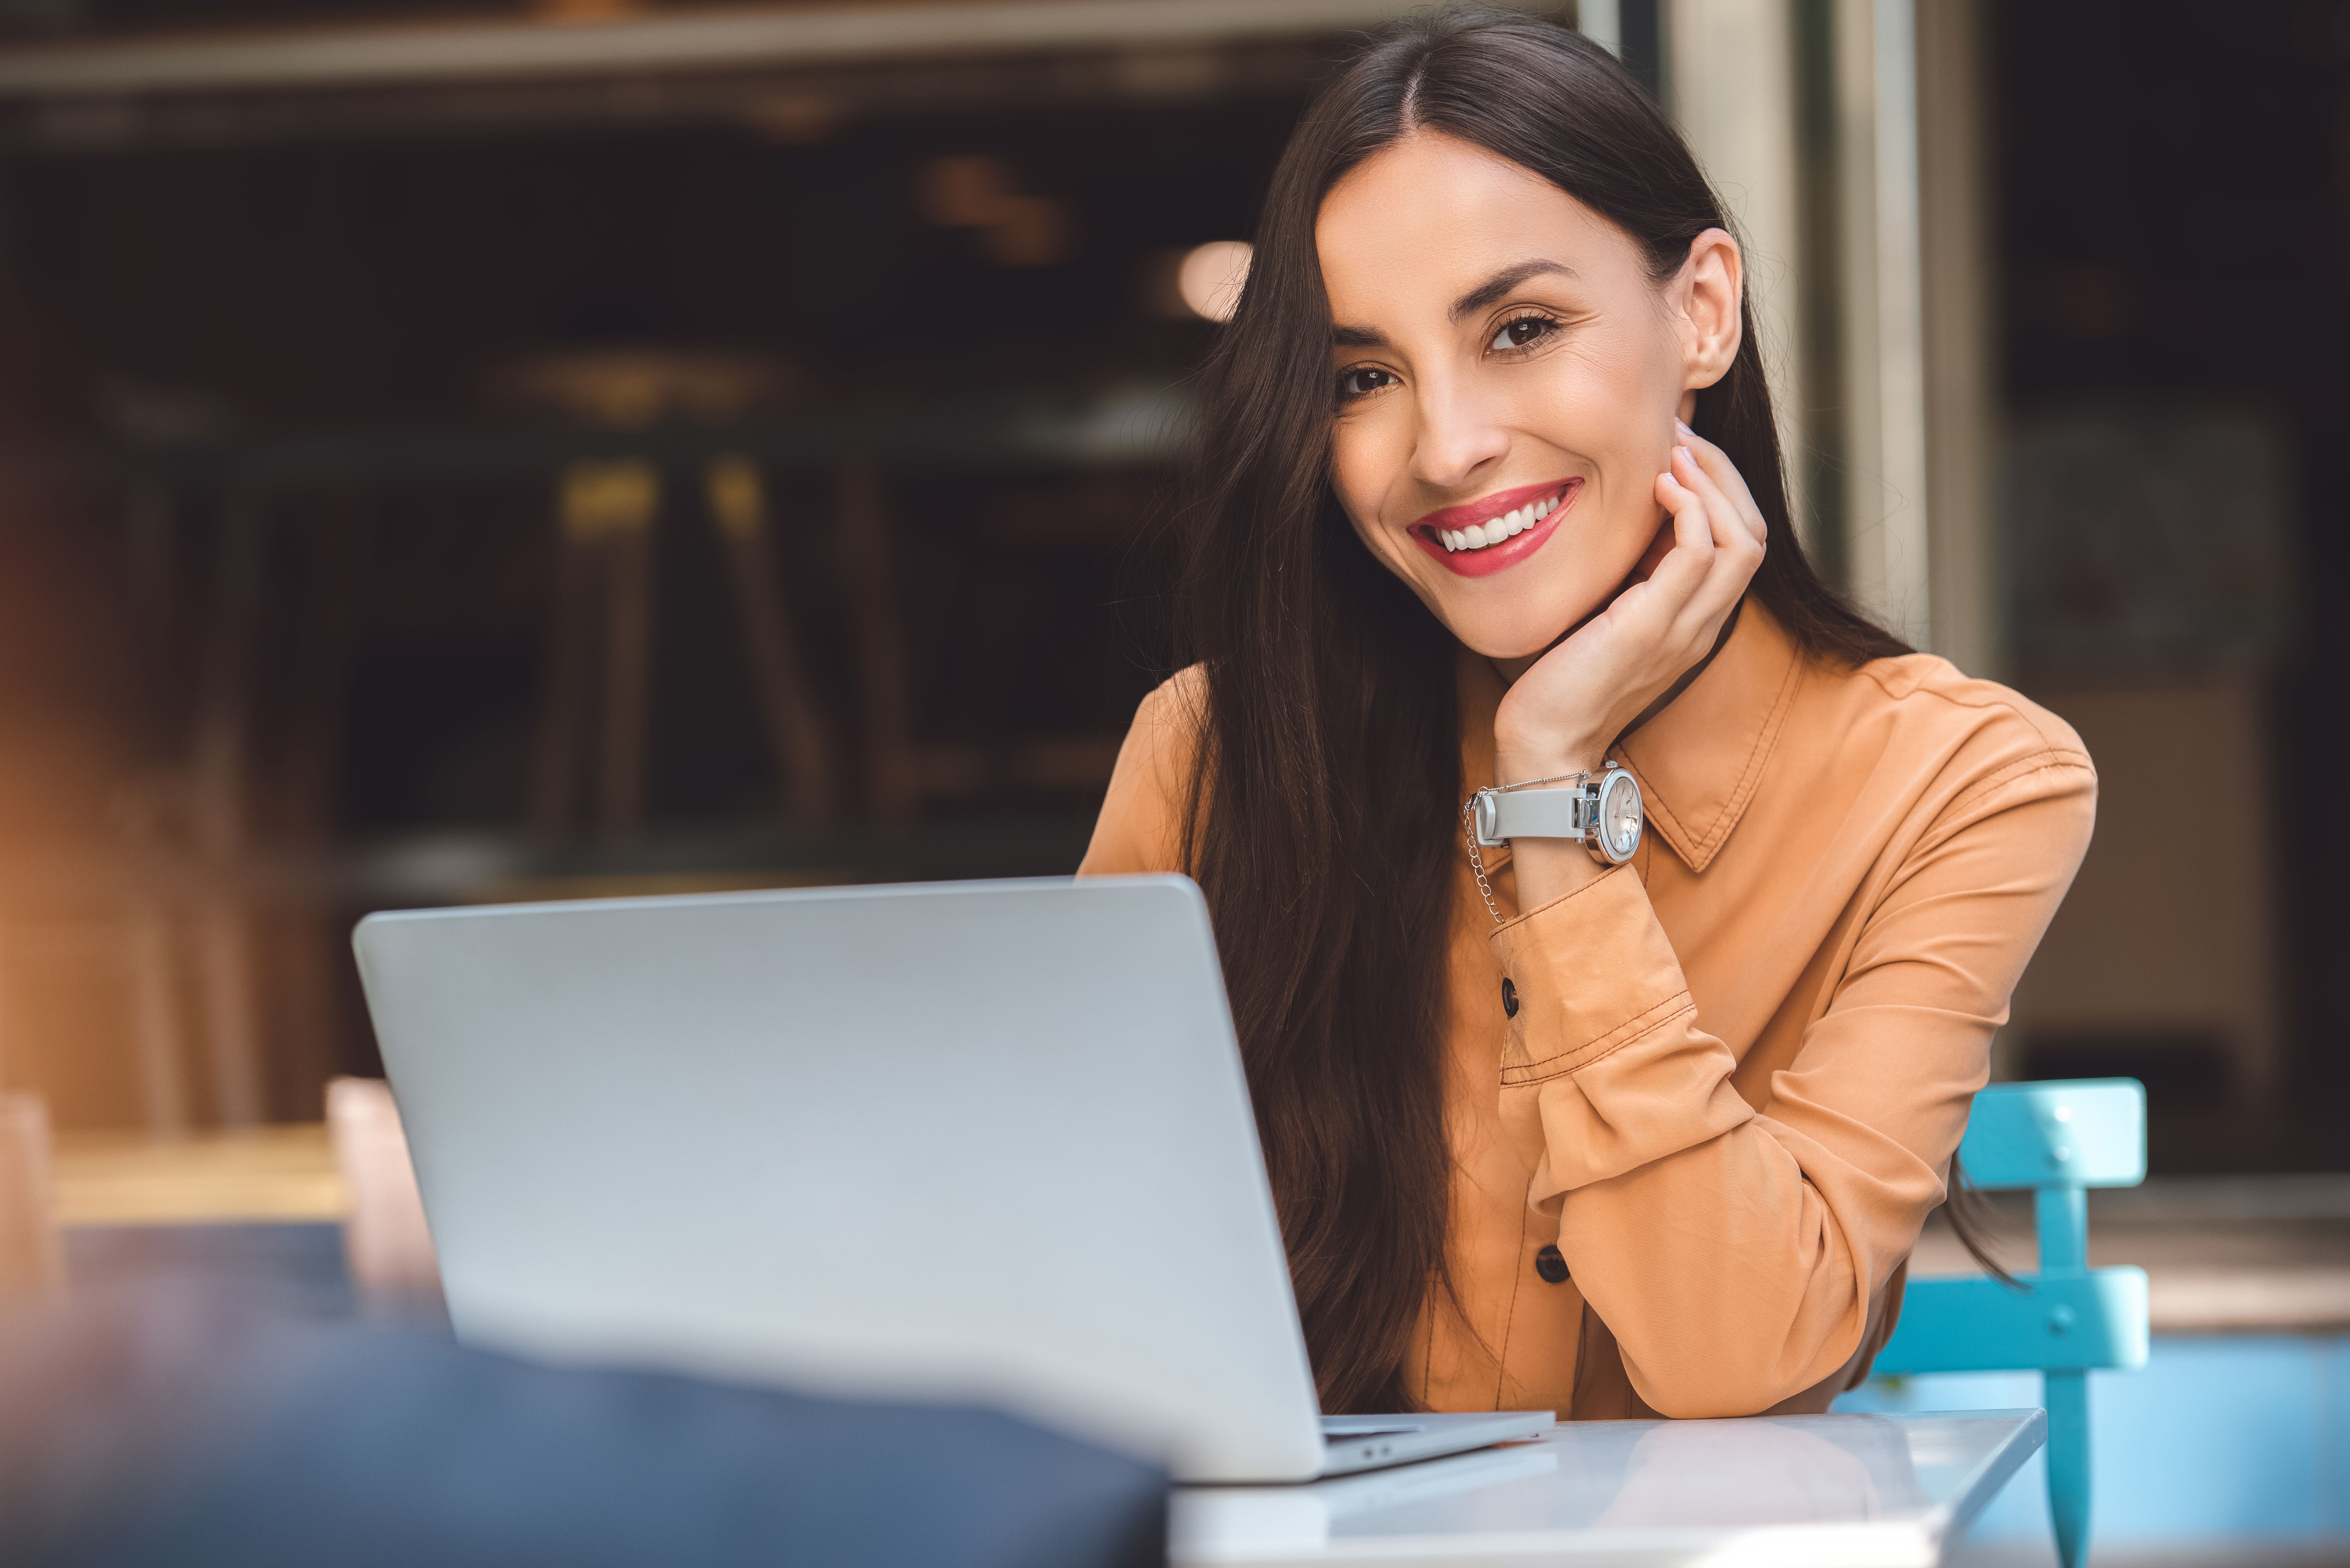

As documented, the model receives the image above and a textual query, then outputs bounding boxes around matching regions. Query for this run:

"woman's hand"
[1493,422,1768,908]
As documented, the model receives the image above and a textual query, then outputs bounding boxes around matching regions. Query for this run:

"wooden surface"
[51,1123,345,1225]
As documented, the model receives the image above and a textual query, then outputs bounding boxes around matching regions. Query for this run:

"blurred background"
[0,0,2340,1560]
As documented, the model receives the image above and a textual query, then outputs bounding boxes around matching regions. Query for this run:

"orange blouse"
[1078,601,2096,1420]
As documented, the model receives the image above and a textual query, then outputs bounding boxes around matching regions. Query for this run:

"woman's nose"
[1408,381,1510,491]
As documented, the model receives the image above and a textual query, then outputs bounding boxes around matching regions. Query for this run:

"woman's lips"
[1409,479,1581,578]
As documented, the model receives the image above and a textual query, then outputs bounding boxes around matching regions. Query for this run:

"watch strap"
[1487,784,1591,845]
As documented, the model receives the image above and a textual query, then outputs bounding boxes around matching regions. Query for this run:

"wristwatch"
[1468,765,1645,866]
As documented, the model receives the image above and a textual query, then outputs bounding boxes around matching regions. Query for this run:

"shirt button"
[1534,1245,1570,1284]
[1500,977,1519,1018]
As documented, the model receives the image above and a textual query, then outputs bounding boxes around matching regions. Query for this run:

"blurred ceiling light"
[487,349,797,428]
[915,154,1074,268]
[916,154,1016,229]
[1178,241,1251,323]
[742,93,838,145]
[982,196,1075,268]
[527,0,640,22]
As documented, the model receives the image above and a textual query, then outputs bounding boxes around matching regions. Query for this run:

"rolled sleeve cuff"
[1492,865,1754,1196]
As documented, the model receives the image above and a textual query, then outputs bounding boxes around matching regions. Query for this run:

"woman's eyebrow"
[1450,259,1576,321]
[1328,257,1575,347]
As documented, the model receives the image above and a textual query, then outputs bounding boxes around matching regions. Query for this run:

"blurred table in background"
[48,1088,443,1316]
[52,1123,344,1226]
[47,1123,361,1317]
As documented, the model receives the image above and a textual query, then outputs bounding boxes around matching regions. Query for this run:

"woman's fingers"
[1646,464,1717,607]
[1668,439,1764,578]
[1663,444,1762,651]
[1674,420,1768,544]
[1655,464,1710,551]
[1670,443,1756,559]
[1663,445,1755,606]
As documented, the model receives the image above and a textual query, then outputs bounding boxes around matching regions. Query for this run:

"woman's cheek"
[1332,426,1412,545]
[1327,421,1385,524]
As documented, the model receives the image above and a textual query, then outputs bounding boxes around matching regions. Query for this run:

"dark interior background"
[0,0,2338,1167]
[1993,0,2348,1167]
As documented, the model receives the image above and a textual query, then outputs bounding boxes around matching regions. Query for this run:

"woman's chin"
[1434,598,1593,664]
[1419,549,1633,663]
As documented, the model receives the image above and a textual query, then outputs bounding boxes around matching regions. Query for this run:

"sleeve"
[1495,755,2096,1418]
[1076,669,1204,878]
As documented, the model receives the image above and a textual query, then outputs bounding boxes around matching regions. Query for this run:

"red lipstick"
[1408,478,1581,578]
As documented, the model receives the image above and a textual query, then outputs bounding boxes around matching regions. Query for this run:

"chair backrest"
[1958,1078,2145,1276]
[327,1077,442,1300]
[1879,1079,2149,1568]
[1958,1079,2146,1191]
[0,1095,62,1304]
[1876,1077,2154,1376]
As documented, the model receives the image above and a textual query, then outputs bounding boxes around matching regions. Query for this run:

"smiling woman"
[1080,10,2096,1423]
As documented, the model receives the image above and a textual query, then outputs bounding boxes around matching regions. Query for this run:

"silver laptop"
[353,874,1551,1483]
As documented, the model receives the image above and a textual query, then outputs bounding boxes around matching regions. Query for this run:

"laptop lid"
[354,875,1329,1481]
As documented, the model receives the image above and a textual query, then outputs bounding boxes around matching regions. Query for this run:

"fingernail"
[1674,418,1694,435]
[1675,444,1693,462]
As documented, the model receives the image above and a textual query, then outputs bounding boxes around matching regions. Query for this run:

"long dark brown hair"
[1170,10,1917,1413]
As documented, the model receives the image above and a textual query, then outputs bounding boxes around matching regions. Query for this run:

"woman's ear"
[1673,228,1743,393]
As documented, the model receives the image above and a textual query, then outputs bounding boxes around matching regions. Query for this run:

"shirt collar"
[1456,598,1803,875]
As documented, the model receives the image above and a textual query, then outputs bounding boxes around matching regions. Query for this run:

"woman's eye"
[1490,315,1557,352]
[1338,366,1397,399]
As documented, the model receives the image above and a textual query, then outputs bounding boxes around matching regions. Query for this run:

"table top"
[1171,1409,2044,1567]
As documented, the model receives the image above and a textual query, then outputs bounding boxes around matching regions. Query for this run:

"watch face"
[1599,773,1642,860]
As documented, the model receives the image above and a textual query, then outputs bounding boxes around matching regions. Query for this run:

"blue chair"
[1873,1079,2150,1568]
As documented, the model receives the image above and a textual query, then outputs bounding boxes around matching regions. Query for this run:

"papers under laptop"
[355,875,1554,1481]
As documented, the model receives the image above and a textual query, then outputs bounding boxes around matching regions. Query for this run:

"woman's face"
[1316,131,1743,660]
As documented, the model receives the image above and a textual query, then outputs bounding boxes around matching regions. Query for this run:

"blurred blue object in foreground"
[0,1284,1166,1568]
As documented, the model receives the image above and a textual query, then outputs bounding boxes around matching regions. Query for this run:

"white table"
[1172,1409,2044,1567]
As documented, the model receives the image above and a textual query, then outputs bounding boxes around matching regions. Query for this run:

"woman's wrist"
[1489,723,1616,914]
[1492,728,1607,785]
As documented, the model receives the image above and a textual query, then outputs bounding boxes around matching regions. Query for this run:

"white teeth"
[1436,492,1566,555]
